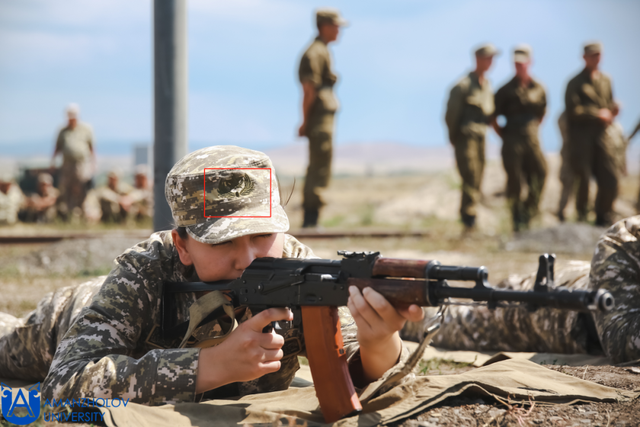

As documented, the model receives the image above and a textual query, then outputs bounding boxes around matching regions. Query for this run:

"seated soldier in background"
[0,172,26,226]
[402,215,640,364]
[126,165,153,222]
[95,170,133,223]
[20,173,60,223]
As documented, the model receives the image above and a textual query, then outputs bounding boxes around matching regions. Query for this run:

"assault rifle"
[163,252,613,423]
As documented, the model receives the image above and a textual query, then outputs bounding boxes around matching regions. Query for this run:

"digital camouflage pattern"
[37,232,315,404]
[299,36,338,211]
[0,276,104,381]
[32,231,415,406]
[494,76,547,229]
[402,216,640,363]
[445,72,494,220]
[591,216,640,363]
[165,146,289,245]
[565,68,617,222]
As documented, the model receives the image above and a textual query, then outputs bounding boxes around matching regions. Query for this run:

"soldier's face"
[584,53,601,70]
[515,61,530,78]
[173,231,285,281]
[0,182,9,194]
[320,23,339,43]
[475,55,494,73]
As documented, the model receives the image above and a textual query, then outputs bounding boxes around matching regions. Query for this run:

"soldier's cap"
[165,145,289,245]
[513,44,532,63]
[107,170,120,179]
[0,171,14,183]
[316,8,348,27]
[38,173,53,185]
[475,44,500,58]
[584,42,602,56]
[66,103,80,118]
[134,164,149,177]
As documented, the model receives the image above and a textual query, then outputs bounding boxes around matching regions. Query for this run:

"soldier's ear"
[172,229,194,266]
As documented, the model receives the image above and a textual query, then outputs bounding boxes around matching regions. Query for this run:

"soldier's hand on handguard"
[347,286,424,382]
[195,307,293,394]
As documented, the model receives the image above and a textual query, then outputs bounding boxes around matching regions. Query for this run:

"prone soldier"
[0,145,423,404]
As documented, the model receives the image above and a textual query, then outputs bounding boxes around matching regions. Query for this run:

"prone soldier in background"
[445,44,499,230]
[492,45,547,232]
[402,216,640,365]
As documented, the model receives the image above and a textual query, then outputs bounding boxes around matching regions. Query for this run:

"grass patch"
[417,358,475,376]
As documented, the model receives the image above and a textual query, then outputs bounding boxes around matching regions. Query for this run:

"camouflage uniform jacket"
[42,232,406,405]
[591,216,640,363]
[494,76,546,134]
[299,36,339,116]
[444,72,494,142]
[565,68,614,125]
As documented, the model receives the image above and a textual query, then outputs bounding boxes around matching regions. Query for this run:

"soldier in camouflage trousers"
[402,216,640,364]
[0,145,422,406]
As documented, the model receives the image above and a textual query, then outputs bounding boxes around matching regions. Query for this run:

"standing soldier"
[445,44,499,229]
[493,45,547,231]
[565,42,618,226]
[297,8,347,228]
[51,103,96,221]
[556,111,573,222]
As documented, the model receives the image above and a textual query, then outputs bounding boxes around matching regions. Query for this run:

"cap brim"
[186,204,290,244]
[514,53,529,63]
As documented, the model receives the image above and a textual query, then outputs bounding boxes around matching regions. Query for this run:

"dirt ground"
[0,160,639,426]
[391,365,640,427]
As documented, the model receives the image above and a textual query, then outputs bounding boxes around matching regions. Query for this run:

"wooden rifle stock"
[301,306,362,423]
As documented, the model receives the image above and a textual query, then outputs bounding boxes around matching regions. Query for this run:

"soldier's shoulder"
[302,38,328,60]
[566,70,586,89]
[115,230,179,274]
[449,74,472,96]
[283,234,318,259]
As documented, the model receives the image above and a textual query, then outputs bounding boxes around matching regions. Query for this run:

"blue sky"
[1,0,639,157]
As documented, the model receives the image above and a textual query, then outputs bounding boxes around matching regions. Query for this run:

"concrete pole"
[153,0,188,231]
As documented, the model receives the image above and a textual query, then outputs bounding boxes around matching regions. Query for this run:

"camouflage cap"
[38,173,53,185]
[316,8,348,27]
[584,42,602,56]
[165,145,289,244]
[513,44,532,63]
[475,43,500,58]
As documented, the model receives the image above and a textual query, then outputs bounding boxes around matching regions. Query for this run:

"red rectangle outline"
[203,168,272,218]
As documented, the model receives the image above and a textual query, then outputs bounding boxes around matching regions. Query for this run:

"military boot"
[302,209,319,228]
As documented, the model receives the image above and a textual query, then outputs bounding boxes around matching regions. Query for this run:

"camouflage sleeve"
[54,129,64,155]
[536,85,547,121]
[42,256,200,405]
[445,83,465,142]
[565,79,600,121]
[591,217,640,363]
[298,47,323,87]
